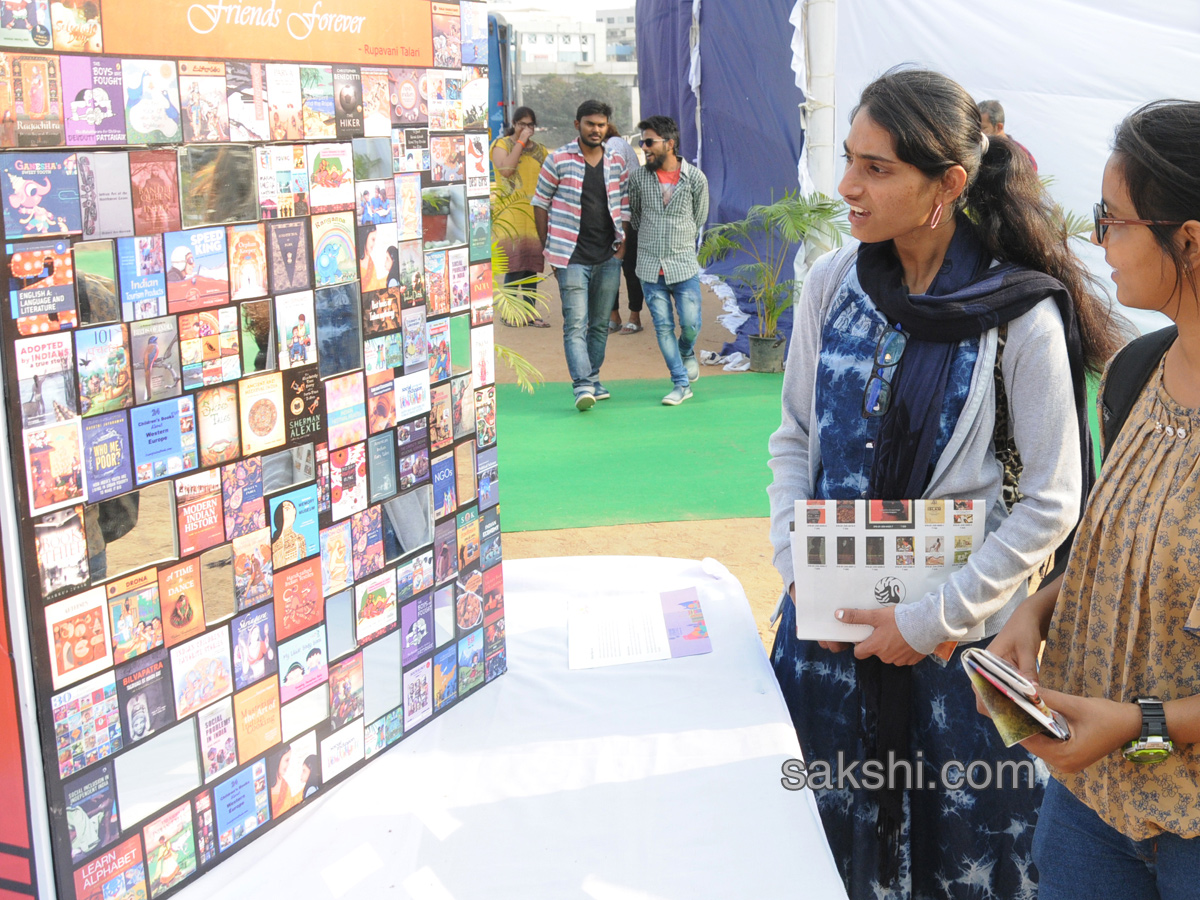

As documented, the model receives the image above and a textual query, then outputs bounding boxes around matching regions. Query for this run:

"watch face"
[1125,742,1172,764]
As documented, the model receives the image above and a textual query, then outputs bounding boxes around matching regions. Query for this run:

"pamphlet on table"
[568,587,711,669]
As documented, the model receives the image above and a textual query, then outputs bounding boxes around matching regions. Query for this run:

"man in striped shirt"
[532,99,630,411]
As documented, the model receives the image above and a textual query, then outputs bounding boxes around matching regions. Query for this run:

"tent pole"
[804,0,837,198]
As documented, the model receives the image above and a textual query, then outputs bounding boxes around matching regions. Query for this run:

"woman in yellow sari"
[491,107,551,327]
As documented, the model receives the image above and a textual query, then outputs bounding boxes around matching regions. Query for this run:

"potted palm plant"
[698,191,848,372]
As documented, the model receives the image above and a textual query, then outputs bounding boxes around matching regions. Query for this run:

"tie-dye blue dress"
[771,264,1047,900]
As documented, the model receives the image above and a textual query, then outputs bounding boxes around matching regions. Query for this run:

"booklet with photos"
[961,647,1069,746]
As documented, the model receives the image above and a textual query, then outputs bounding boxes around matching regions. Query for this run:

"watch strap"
[1135,697,1168,742]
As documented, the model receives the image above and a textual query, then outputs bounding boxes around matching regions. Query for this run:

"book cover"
[367,432,396,503]
[170,627,233,719]
[350,505,384,582]
[256,143,308,219]
[460,1,488,64]
[395,555,416,603]
[315,281,363,378]
[300,64,335,139]
[401,306,428,373]
[121,58,181,145]
[265,217,312,293]
[194,790,216,864]
[15,331,76,428]
[397,416,430,492]
[315,441,330,514]
[164,227,230,314]
[0,0,50,49]
[62,57,127,146]
[115,646,173,744]
[485,609,505,658]
[393,127,429,172]
[325,370,366,450]
[388,68,427,126]
[174,468,224,556]
[394,370,430,419]
[129,316,180,403]
[364,707,402,758]
[239,297,273,374]
[197,698,236,782]
[72,834,146,900]
[364,331,402,375]
[265,63,303,140]
[456,566,483,632]
[238,371,285,456]
[429,382,452,452]
[431,5,461,67]
[402,658,432,730]
[471,323,494,388]
[356,177,394,228]
[355,220,394,295]
[274,289,316,371]
[105,567,163,665]
[273,556,322,641]
[424,250,448,315]
[427,317,451,383]
[328,441,368,522]
[45,585,111,690]
[77,152,134,243]
[456,507,480,571]
[399,591,433,666]
[433,518,457,584]
[328,652,364,728]
[75,323,133,416]
[483,564,503,620]
[179,307,240,390]
[430,134,464,185]
[332,65,363,139]
[212,758,269,852]
[433,643,456,710]
[64,763,121,863]
[449,314,471,375]
[306,142,354,214]
[128,149,181,235]
[426,71,462,131]
[320,717,363,781]
[34,505,88,598]
[51,668,121,779]
[233,606,278,690]
[227,222,268,301]
[158,558,205,647]
[178,143,258,228]
[73,238,121,323]
[450,373,475,442]
[447,247,469,312]
[195,385,240,468]
[470,261,492,326]
[225,61,270,142]
[468,196,490,261]
[7,236,76,334]
[458,628,484,695]
[129,395,197,484]
[232,528,273,611]
[178,60,229,143]
[222,457,265,540]
[143,801,197,897]
[480,505,501,569]
[461,65,487,132]
[320,520,353,597]
[359,66,391,137]
[311,209,357,286]
[50,0,102,51]
[355,568,396,644]
[361,285,400,336]
[280,365,322,447]
[395,173,422,242]
[476,446,498,511]
[23,417,86,515]
[266,731,320,815]
[268,482,319,565]
[278,626,327,703]
[9,54,66,147]
[117,236,168,320]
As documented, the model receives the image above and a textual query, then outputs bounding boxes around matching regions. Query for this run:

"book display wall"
[0,1,500,898]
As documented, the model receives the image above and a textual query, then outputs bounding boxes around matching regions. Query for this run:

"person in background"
[984,99,1200,900]
[628,115,710,406]
[532,99,629,411]
[491,106,552,328]
[604,121,645,334]
[978,99,1038,171]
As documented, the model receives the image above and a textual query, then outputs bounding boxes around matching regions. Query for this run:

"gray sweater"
[767,243,1082,654]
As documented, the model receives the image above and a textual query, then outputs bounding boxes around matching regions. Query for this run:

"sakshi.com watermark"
[781,751,1037,792]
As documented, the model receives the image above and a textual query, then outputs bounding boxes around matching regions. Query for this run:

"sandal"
[619,321,643,334]
[608,320,621,333]
[531,317,551,328]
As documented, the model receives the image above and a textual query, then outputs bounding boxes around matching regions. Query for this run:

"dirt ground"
[494,273,782,652]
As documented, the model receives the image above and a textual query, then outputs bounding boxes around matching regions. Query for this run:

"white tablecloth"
[176,556,846,900]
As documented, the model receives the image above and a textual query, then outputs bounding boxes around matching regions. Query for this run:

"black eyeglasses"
[1093,200,1183,243]
[639,137,667,148]
[862,323,908,418]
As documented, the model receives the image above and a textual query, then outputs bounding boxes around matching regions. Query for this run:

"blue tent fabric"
[635,0,697,152]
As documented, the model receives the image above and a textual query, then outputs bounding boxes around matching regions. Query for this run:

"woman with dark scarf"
[766,67,1124,900]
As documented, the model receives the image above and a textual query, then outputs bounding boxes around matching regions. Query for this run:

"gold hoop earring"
[930,202,944,229]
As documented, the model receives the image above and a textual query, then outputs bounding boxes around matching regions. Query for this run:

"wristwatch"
[1124,697,1173,764]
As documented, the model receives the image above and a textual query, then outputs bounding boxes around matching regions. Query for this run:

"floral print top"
[1042,357,1200,840]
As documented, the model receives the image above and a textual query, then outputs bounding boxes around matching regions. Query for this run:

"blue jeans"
[642,274,701,388]
[1033,778,1200,900]
[555,257,621,392]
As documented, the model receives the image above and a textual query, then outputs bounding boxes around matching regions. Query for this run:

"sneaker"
[575,390,596,411]
[662,386,693,406]
[683,355,700,382]
[593,384,610,401]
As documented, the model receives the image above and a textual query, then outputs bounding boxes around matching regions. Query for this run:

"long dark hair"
[1112,100,1200,304]
[855,67,1126,371]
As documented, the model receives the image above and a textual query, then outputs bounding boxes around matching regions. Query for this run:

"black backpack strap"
[1100,325,1178,460]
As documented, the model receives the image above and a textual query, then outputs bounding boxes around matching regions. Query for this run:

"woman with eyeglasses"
[766,67,1124,900]
[982,100,1200,899]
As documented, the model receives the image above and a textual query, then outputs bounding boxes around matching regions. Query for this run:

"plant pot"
[423,212,449,244]
[748,335,786,373]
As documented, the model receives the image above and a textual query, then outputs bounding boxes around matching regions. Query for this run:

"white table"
[175,556,846,900]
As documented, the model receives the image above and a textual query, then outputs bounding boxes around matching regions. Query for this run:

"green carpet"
[496,375,784,531]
